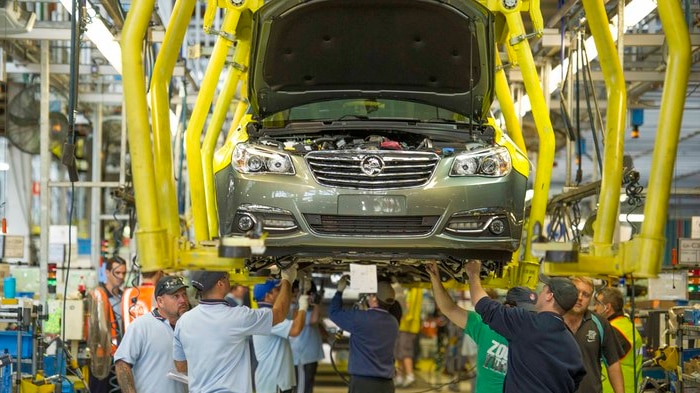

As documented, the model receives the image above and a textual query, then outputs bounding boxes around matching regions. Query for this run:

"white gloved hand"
[281,264,297,284]
[298,294,309,312]
[337,275,349,292]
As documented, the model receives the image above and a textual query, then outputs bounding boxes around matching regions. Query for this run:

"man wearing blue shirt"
[329,276,399,393]
[173,266,296,393]
[252,279,308,393]
[115,275,190,393]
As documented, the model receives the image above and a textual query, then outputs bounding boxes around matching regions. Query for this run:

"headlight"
[232,143,295,175]
[449,146,511,177]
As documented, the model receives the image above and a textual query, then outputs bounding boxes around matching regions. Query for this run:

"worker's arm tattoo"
[115,360,137,393]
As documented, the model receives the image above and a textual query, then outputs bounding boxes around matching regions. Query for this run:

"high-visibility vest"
[400,288,422,334]
[91,285,123,355]
[122,284,156,332]
[602,314,643,393]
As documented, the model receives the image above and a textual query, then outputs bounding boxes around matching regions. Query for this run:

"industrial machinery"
[118,0,691,286]
[0,299,87,393]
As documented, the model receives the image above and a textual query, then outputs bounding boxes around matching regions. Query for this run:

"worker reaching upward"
[427,261,539,393]
[329,275,399,393]
[463,260,586,392]
[173,265,297,393]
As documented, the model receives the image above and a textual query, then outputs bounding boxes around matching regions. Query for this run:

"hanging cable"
[579,41,603,174]
[574,31,583,185]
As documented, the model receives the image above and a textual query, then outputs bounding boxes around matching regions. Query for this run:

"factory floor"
[312,364,474,393]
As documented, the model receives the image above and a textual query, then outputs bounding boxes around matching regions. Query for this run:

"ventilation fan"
[5,84,69,156]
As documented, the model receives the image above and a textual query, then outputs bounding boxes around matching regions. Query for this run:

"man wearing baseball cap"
[329,275,399,393]
[427,261,538,393]
[464,260,586,392]
[251,279,308,393]
[173,265,297,393]
[115,275,190,393]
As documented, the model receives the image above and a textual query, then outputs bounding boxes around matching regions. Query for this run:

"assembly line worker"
[290,280,326,393]
[564,277,626,393]
[595,287,643,393]
[121,270,164,332]
[226,283,252,307]
[329,275,399,393]
[114,275,190,393]
[394,286,422,388]
[464,260,586,392]
[426,261,539,393]
[173,265,296,393]
[252,278,308,393]
[89,256,127,393]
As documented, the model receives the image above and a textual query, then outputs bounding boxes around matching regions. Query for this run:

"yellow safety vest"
[399,288,422,334]
[602,314,643,393]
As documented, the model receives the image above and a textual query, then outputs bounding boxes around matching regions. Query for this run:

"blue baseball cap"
[253,280,281,302]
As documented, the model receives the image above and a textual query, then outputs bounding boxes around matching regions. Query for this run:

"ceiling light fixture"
[58,0,122,74]
[516,0,658,117]
[59,0,181,135]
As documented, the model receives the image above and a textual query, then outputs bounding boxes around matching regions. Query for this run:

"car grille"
[306,151,439,189]
[304,214,439,235]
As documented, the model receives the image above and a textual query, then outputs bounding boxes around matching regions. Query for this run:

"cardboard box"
[0,264,10,293]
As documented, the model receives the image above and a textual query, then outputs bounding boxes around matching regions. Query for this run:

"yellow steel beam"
[150,0,196,252]
[121,0,169,271]
[494,51,527,153]
[186,10,242,242]
[634,0,690,277]
[202,14,253,237]
[178,243,248,270]
[477,0,553,287]
[542,0,689,279]
[502,6,555,265]
[582,0,626,252]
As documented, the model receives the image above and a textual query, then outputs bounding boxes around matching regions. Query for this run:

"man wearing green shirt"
[427,262,537,393]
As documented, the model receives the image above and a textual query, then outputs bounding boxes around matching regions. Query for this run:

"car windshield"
[261,99,470,127]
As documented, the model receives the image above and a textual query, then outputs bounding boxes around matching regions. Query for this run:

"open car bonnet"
[249,0,495,121]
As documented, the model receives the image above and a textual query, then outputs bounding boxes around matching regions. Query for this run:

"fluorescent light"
[619,214,645,223]
[59,0,121,74]
[517,0,657,116]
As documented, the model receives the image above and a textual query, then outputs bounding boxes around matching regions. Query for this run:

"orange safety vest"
[122,284,156,332]
[91,285,123,355]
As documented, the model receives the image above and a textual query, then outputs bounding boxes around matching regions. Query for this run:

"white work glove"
[337,275,349,292]
[298,294,309,312]
[281,264,297,284]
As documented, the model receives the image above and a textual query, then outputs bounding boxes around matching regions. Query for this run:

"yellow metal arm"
[544,0,689,279]
[480,0,554,286]
[150,0,197,255]
[186,4,260,242]
[632,0,690,277]
[582,0,626,252]
[494,52,527,153]
[121,0,169,271]
[202,15,254,238]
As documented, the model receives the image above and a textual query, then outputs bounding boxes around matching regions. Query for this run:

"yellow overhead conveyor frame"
[543,0,691,278]
[121,0,169,271]
[476,0,554,289]
[122,0,685,284]
[122,0,264,275]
